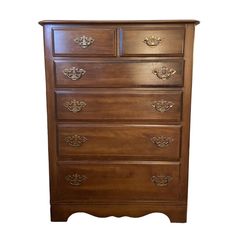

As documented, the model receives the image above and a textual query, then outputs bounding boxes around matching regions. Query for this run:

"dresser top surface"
[39,19,200,26]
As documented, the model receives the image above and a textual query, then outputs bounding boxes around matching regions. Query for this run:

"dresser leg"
[51,205,72,222]
[164,207,187,223]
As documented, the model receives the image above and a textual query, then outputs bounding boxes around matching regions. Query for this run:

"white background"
[0,0,236,235]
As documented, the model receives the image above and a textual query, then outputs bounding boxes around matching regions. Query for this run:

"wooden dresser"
[39,20,199,222]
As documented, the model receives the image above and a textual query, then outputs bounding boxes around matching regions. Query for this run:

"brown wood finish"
[51,203,187,222]
[43,25,58,204]
[40,20,199,222]
[57,124,181,159]
[56,163,180,201]
[39,20,200,25]
[179,24,195,201]
[121,28,185,56]
[55,89,182,121]
[54,59,184,87]
[53,28,116,56]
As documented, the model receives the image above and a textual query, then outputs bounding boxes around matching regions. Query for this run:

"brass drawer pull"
[64,99,86,113]
[63,67,86,81]
[74,35,95,48]
[143,36,161,47]
[153,66,176,80]
[151,136,174,148]
[152,100,174,112]
[64,134,87,147]
[65,173,87,186]
[151,175,172,187]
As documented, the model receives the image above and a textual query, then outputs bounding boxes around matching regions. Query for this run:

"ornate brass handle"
[65,173,87,186]
[74,35,94,48]
[64,134,87,147]
[151,175,172,187]
[151,136,174,148]
[152,99,174,112]
[63,67,86,81]
[64,99,86,113]
[152,66,176,80]
[143,36,161,47]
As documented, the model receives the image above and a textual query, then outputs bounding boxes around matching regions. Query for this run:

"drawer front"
[55,60,184,87]
[56,163,180,201]
[121,28,185,56]
[56,90,182,121]
[57,124,181,160]
[53,28,116,56]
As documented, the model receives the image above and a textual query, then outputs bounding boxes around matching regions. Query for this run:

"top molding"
[39,20,200,26]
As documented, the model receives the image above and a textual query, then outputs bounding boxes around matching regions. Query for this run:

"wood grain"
[40,21,199,222]
[55,89,182,121]
[39,20,200,25]
[57,124,181,160]
[56,163,180,202]
[51,203,187,222]
[53,28,116,56]
[54,59,184,87]
[121,28,185,56]
[179,24,195,201]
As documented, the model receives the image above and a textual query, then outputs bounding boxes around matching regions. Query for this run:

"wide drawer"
[56,90,182,121]
[54,60,184,87]
[121,28,185,56]
[53,28,116,56]
[56,163,180,202]
[57,124,181,160]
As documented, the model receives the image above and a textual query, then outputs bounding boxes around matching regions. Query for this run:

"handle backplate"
[151,136,174,148]
[152,99,174,112]
[151,175,172,186]
[74,35,94,48]
[64,134,87,147]
[65,173,87,186]
[153,66,176,80]
[143,36,162,47]
[63,67,86,81]
[64,99,86,113]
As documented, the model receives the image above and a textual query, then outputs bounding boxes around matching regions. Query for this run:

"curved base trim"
[51,203,187,223]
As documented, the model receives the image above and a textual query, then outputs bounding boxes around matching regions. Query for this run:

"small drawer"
[121,28,185,56]
[56,163,180,202]
[53,28,116,56]
[54,60,184,87]
[57,124,181,160]
[56,89,182,121]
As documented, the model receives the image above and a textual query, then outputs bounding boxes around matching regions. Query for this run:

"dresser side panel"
[180,24,195,202]
[43,25,58,202]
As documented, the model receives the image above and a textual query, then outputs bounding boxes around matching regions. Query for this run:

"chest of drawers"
[39,20,199,222]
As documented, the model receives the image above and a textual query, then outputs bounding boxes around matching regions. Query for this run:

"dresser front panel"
[56,89,182,121]
[56,163,180,202]
[53,28,116,56]
[121,28,185,56]
[57,124,181,160]
[54,60,184,87]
